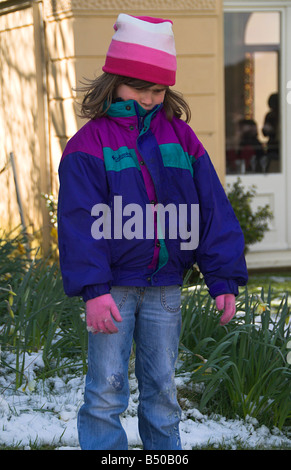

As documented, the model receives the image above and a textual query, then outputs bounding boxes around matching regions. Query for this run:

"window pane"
[224,12,281,174]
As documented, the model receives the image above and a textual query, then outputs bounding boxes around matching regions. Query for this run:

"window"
[224,12,281,174]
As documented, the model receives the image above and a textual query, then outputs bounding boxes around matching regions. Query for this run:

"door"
[224,6,291,268]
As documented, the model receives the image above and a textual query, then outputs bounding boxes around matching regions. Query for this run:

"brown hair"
[75,72,191,123]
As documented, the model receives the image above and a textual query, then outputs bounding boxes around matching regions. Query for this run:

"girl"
[57,14,248,450]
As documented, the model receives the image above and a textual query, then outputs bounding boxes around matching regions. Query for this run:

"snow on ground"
[0,351,290,450]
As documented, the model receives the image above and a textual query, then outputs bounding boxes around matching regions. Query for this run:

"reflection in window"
[224,12,280,174]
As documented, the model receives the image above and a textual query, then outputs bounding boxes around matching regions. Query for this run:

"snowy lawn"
[1,351,290,450]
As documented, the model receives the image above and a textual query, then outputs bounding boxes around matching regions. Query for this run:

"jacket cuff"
[207,279,239,299]
[82,283,111,302]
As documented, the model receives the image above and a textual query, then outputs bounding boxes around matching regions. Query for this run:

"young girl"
[57,14,248,450]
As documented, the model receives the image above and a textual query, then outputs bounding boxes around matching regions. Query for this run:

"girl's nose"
[140,91,152,106]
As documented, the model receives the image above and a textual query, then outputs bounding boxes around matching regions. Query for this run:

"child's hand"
[86,294,123,334]
[215,294,236,326]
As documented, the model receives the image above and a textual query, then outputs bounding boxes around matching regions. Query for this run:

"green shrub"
[226,178,273,252]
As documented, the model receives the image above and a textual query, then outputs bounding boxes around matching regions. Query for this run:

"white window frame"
[224,0,291,250]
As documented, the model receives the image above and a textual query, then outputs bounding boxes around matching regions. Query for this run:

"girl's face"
[115,83,167,111]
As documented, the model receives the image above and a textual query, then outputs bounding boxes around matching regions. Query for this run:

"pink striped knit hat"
[102,14,177,86]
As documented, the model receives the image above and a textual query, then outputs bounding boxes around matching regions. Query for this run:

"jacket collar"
[106,99,162,131]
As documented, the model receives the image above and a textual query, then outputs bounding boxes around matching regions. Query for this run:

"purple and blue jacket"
[58,100,248,301]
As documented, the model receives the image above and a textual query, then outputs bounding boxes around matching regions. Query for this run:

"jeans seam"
[160,285,181,313]
[111,286,129,310]
[136,349,155,450]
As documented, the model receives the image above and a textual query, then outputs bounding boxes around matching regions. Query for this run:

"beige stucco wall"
[0,0,225,249]
[0,1,50,249]
[0,5,40,232]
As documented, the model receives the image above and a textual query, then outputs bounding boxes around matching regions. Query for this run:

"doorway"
[224,7,291,267]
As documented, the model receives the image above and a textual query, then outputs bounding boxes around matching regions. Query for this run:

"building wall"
[0,1,50,249]
[0,4,39,231]
[0,0,225,249]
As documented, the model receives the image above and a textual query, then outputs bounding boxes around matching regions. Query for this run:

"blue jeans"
[77,285,182,450]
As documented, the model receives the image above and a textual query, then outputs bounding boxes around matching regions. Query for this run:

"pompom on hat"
[102,14,177,86]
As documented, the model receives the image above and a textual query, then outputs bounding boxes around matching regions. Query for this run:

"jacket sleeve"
[58,151,112,301]
[193,151,248,298]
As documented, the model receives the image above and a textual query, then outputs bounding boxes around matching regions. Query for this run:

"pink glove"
[215,293,236,326]
[86,293,122,334]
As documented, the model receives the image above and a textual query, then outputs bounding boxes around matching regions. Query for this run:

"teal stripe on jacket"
[103,143,196,175]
